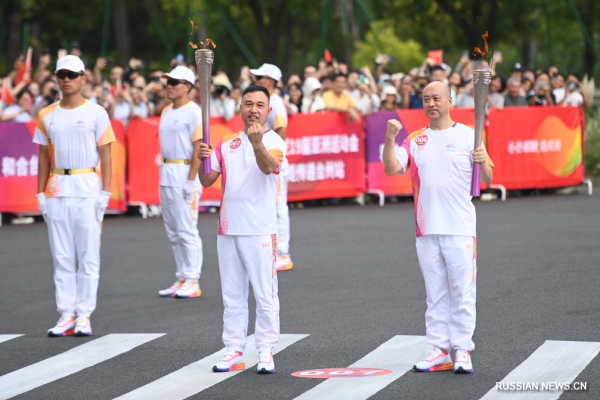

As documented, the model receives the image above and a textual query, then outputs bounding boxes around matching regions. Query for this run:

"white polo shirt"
[33,99,115,198]
[159,101,203,187]
[211,129,286,235]
[395,122,493,237]
[266,93,287,132]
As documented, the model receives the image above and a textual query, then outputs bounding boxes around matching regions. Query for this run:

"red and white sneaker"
[174,279,201,298]
[276,255,294,271]
[158,280,184,297]
[213,351,245,372]
[454,349,474,374]
[47,317,76,337]
[413,347,453,372]
[74,316,93,336]
[257,352,275,374]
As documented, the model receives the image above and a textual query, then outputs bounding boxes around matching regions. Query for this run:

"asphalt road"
[1,190,598,400]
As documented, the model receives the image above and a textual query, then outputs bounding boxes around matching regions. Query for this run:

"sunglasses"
[253,75,265,81]
[166,80,186,87]
[56,71,83,80]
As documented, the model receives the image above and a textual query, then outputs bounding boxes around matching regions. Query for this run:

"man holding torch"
[156,66,204,299]
[382,81,493,374]
[197,85,285,374]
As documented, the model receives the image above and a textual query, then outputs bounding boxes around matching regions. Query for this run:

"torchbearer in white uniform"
[35,55,115,337]
[197,85,285,374]
[382,81,494,374]
[157,66,204,299]
[250,63,294,272]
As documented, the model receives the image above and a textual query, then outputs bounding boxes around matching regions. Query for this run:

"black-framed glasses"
[253,75,265,81]
[166,79,185,87]
[56,71,83,80]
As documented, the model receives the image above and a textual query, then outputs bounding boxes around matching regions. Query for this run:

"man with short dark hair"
[198,85,286,374]
[35,55,114,337]
[157,66,204,299]
[322,73,360,121]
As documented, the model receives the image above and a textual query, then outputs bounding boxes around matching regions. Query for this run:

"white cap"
[250,63,282,82]
[380,85,399,102]
[162,66,196,85]
[302,77,322,95]
[55,55,85,73]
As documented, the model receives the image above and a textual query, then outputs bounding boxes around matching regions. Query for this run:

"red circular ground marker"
[292,368,393,379]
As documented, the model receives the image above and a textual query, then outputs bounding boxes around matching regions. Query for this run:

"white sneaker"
[174,279,201,298]
[74,317,93,336]
[158,280,184,297]
[212,351,245,372]
[454,349,473,374]
[413,347,453,372]
[276,255,294,271]
[47,317,76,337]
[257,352,275,374]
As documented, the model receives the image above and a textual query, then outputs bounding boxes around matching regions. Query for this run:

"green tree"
[353,21,424,72]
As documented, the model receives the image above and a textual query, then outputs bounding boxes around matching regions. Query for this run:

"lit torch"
[190,21,216,175]
[471,32,492,197]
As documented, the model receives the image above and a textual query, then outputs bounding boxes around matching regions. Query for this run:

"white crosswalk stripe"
[294,335,429,400]
[0,335,23,345]
[0,333,164,400]
[115,334,309,400]
[480,340,600,400]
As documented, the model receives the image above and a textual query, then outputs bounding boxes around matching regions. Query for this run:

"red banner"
[127,117,244,205]
[365,108,480,196]
[0,120,127,213]
[486,107,584,189]
[286,113,366,201]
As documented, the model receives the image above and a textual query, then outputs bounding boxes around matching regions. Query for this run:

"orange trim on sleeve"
[161,104,173,116]
[192,124,203,142]
[97,125,116,146]
[486,156,495,167]
[268,149,284,163]
[407,127,427,141]
[272,115,287,131]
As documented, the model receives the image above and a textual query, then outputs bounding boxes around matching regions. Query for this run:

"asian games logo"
[229,138,242,149]
[415,135,428,147]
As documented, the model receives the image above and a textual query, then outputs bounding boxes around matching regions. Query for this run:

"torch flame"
[473,31,489,59]
[187,20,217,50]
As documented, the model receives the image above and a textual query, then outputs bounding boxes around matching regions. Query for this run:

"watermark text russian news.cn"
[495,382,588,392]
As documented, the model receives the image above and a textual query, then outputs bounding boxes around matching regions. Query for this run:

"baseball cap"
[249,63,282,82]
[162,66,196,85]
[380,85,399,102]
[55,55,85,73]
[512,62,524,72]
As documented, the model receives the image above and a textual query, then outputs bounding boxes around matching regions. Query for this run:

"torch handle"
[201,124,212,175]
[470,163,481,196]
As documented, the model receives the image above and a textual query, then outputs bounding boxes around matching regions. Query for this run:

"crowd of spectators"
[0,44,590,126]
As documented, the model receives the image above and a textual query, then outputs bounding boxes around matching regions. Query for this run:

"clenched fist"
[197,142,213,160]
[472,146,489,164]
[247,123,265,148]
[386,119,403,140]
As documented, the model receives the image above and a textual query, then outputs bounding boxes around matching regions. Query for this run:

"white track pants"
[46,197,101,318]
[160,186,203,281]
[217,234,280,353]
[416,234,477,351]
[276,157,291,256]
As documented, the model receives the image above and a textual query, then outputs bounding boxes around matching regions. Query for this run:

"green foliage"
[585,107,600,177]
[353,21,424,72]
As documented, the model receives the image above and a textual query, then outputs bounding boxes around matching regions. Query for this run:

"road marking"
[116,334,309,400]
[481,340,600,400]
[0,334,164,400]
[294,335,429,400]
[0,335,23,345]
